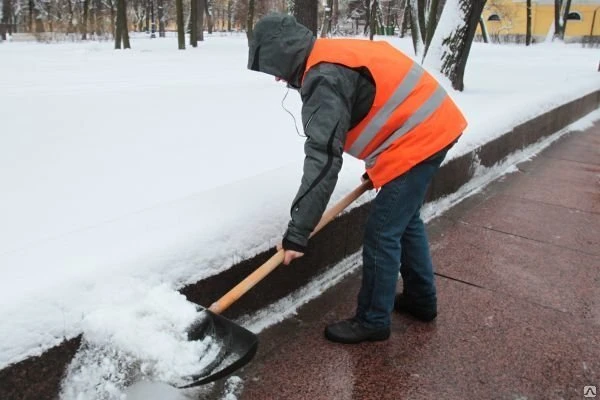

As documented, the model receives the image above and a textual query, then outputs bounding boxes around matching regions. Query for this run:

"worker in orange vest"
[248,14,467,344]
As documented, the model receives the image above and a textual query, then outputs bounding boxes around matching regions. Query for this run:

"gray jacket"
[248,14,375,252]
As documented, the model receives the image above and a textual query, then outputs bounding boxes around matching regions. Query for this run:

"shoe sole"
[324,329,391,344]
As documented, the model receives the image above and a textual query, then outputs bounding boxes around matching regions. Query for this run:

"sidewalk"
[220,120,600,400]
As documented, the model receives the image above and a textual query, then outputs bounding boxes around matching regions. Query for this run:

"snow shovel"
[179,180,373,388]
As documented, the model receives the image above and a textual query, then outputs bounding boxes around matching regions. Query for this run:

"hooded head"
[247,14,315,89]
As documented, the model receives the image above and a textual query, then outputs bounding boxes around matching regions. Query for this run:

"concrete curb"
[1,89,598,400]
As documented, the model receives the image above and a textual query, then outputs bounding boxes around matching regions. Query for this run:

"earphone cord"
[281,87,306,137]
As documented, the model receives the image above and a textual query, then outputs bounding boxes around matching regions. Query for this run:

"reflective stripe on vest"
[365,85,447,168]
[346,62,425,158]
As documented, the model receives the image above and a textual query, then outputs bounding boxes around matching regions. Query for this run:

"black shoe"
[324,318,390,344]
[394,293,437,322]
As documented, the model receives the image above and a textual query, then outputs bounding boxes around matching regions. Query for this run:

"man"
[248,14,467,344]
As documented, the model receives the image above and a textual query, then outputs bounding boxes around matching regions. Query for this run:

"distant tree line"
[6,0,583,89]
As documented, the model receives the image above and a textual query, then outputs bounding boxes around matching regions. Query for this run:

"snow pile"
[59,282,218,399]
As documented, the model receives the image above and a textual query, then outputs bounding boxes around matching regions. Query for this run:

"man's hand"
[361,172,371,184]
[277,243,305,265]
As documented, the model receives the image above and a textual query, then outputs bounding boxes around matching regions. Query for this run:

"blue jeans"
[356,147,449,329]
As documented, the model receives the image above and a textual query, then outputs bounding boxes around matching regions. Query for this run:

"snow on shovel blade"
[177,309,258,388]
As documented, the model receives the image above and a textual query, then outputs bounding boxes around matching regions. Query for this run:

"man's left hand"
[277,243,305,265]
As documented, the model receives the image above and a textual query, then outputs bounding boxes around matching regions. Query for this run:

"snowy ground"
[1,33,599,398]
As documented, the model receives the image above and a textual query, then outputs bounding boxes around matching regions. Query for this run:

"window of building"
[488,14,501,22]
[566,12,582,21]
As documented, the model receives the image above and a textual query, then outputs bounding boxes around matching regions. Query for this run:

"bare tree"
[400,0,409,37]
[190,0,198,46]
[294,0,317,35]
[479,16,489,43]
[115,0,130,48]
[525,0,531,45]
[158,0,165,36]
[368,0,377,40]
[560,0,572,40]
[205,0,213,33]
[227,0,232,31]
[553,0,572,41]
[332,0,338,33]
[82,0,90,39]
[423,0,444,56]
[320,0,333,37]
[176,0,184,48]
[246,0,254,42]
[1,0,12,39]
[198,0,205,41]
[554,0,561,39]
[425,0,486,91]
[407,0,423,55]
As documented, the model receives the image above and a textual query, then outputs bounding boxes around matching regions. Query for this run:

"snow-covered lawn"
[1,33,599,397]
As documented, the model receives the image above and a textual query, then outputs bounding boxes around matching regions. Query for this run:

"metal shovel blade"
[177,310,258,388]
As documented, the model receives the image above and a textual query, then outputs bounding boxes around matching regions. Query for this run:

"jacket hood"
[247,14,315,89]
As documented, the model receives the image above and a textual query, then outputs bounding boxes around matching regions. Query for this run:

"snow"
[0,33,599,397]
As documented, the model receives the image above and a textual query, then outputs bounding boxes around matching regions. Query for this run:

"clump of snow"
[59,282,219,399]
[222,376,244,400]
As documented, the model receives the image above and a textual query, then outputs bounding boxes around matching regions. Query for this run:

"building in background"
[480,0,600,42]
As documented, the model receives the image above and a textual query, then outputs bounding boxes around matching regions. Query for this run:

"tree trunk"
[176,0,185,48]
[1,0,11,40]
[293,0,318,35]
[198,0,205,40]
[526,0,532,45]
[67,0,76,33]
[121,0,130,46]
[190,0,197,46]
[93,0,101,36]
[205,0,213,34]
[560,0,572,40]
[82,0,90,39]
[369,0,377,40]
[227,0,232,31]
[553,0,562,40]
[109,0,116,37]
[425,0,486,91]
[157,0,164,36]
[417,0,426,41]
[423,0,441,56]
[115,0,130,48]
[479,16,489,43]
[400,0,409,37]
[115,0,122,46]
[363,0,370,35]
[246,0,255,42]
[332,0,338,33]
[320,0,333,37]
[408,0,424,56]
[28,0,32,32]
[34,2,44,32]
[150,0,155,37]
[145,0,150,31]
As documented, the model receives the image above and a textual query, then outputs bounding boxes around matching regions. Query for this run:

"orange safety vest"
[303,39,468,189]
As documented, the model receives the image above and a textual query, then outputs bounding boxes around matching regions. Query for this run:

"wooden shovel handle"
[208,180,373,315]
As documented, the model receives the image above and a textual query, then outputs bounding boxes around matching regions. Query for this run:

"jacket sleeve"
[282,63,359,252]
